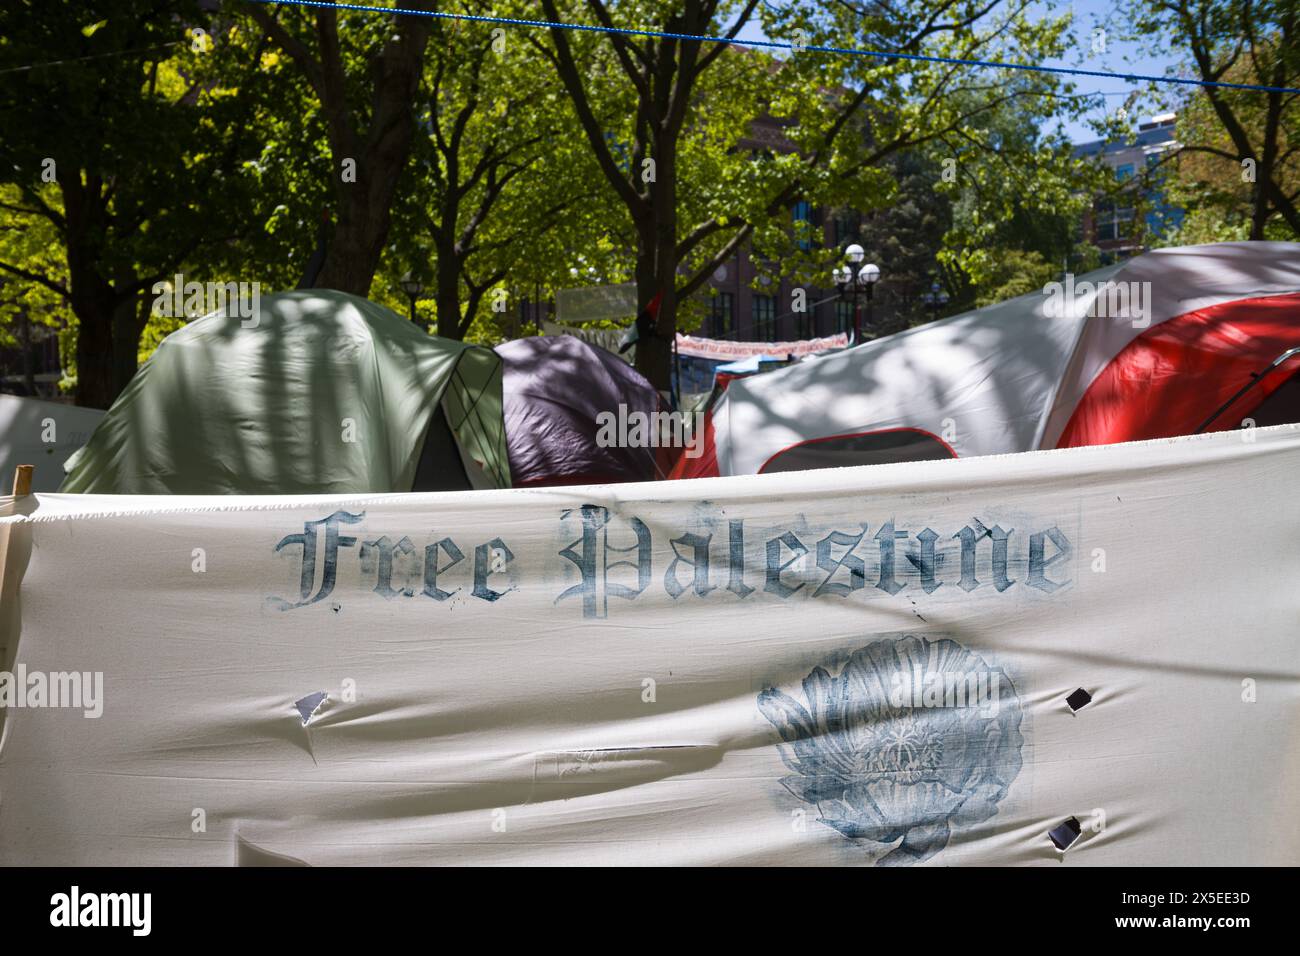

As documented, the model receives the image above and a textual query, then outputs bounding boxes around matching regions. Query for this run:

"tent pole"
[1194,346,1300,434]
[671,330,681,411]
[11,464,33,497]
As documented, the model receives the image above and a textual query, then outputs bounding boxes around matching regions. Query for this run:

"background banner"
[675,331,850,361]
[1,425,1298,866]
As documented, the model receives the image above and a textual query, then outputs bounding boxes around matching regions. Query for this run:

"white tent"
[675,241,1300,478]
[0,394,103,493]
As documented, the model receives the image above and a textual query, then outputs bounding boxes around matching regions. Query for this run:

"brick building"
[1073,113,1184,263]
[690,113,868,344]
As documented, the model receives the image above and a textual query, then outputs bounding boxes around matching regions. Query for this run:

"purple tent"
[496,335,669,487]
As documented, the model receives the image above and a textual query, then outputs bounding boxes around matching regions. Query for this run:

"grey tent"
[61,290,510,494]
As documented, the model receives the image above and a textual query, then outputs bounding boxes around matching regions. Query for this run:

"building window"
[1115,163,1135,182]
[752,294,777,341]
[835,300,855,334]
[709,292,733,337]
[794,308,813,340]
[833,212,857,246]
[793,200,813,251]
[1094,200,1135,242]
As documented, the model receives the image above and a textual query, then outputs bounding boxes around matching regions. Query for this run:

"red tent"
[674,241,1300,479]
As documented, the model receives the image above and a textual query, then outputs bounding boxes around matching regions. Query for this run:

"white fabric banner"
[676,331,850,361]
[2,425,1298,866]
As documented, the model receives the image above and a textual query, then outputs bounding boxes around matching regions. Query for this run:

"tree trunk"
[315,175,403,295]
[312,18,431,297]
[633,253,679,396]
[1250,182,1267,240]
[635,293,676,397]
[436,282,462,340]
[70,265,146,408]
[634,140,681,394]
[18,312,35,396]
[431,223,462,338]
[63,178,118,408]
[72,289,117,410]
[111,291,147,396]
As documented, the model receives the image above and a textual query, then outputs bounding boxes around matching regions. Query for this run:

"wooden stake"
[11,464,33,497]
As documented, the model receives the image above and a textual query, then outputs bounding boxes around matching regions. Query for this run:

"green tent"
[62,290,510,494]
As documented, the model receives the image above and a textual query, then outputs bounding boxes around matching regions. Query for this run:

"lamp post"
[920,278,949,323]
[833,245,881,340]
[399,271,423,325]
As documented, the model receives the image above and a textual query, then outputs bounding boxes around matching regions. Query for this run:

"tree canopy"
[0,0,1293,404]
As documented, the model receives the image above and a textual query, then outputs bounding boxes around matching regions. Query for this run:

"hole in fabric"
[294,692,328,726]
[1066,688,1093,712]
[1049,817,1082,851]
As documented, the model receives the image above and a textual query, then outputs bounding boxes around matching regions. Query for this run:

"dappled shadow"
[714,242,1300,474]
[719,277,1089,473]
[60,291,501,494]
[497,334,663,485]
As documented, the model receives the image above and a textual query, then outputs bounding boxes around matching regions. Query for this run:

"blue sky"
[733,0,1185,144]
[1043,0,1182,141]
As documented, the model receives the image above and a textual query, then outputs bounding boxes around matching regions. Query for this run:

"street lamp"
[920,278,949,323]
[399,271,423,325]
[832,248,881,340]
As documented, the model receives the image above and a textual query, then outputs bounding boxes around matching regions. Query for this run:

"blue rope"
[243,0,1300,95]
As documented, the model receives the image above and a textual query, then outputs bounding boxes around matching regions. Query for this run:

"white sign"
[1,425,1297,865]
[676,331,849,361]
[555,282,638,324]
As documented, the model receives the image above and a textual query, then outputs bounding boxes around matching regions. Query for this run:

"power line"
[0,42,184,76]
[243,0,1300,95]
